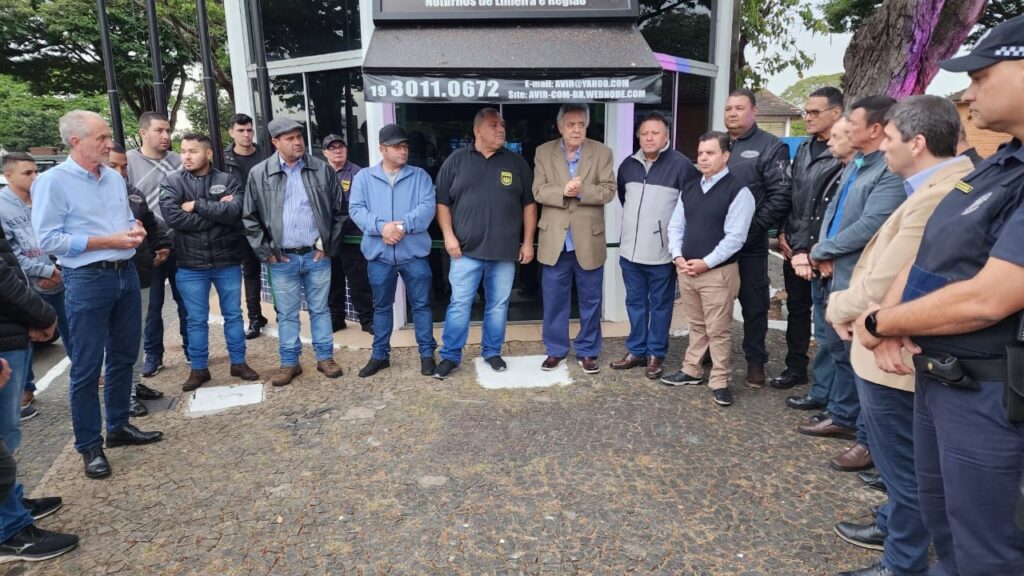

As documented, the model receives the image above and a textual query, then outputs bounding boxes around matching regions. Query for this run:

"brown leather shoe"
[746,362,766,388]
[230,362,260,381]
[609,353,645,370]
[830,443,873,472]
[577,357,600,374]
[645,356,663,379]
[271,365,303,387]
[182,368,211,392]
[541,356,563,370]
[316,359,344,378]
[797,416,857,439]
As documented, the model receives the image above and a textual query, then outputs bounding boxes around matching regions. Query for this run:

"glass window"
[269,74,309,140]
[639,0,712,62]
[674,73,711,159]
[307,69,370,168]
[259,0,361,61]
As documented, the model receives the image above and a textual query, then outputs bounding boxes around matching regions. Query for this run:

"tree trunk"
[842,0,988,102]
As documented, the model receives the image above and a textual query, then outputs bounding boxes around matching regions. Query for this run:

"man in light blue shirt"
[31,110,163,480]
[660,132,755,407]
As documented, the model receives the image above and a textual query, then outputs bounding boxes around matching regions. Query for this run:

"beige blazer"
[533,138,616,270]
[827,156,974,392]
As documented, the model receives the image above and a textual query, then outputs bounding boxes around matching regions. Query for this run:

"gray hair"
[473,107,502,129]
[556,103,590,127]
[59,110,105,148]
[884,95,960,158]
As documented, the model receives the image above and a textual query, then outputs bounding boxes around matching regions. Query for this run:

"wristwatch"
[865,310,883,338]
[396,223,405,232]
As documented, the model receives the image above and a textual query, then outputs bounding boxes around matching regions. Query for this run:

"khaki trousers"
[679,262,740,390]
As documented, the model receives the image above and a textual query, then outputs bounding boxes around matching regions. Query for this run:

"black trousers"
[329,243,374,327]
[781,257,812,376]
[737,253,770,365]
[240,241,266,322]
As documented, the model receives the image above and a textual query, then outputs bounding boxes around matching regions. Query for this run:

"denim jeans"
[0,348,33,541]
[366,258,436,360]
[176,265,246,370]
[63,264,140,453]
[619,258,676,359]
[25,289,72,394]
[809,277,836,405]
[857,375,929,576]
[268,252,334,366]
[821,280,861,438]
[439,256,515,364]
[144,253,188,361]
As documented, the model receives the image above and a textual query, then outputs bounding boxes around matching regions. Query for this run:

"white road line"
[34,356,70,394]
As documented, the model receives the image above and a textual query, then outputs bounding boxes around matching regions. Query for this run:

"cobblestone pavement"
[9,307,888,576]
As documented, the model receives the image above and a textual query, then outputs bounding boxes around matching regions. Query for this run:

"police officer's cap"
[940,14,1024,73]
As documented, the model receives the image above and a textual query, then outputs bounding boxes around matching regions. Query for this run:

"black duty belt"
[958,358,1008,381]
[79,260,132,270]
[282,246,315,255]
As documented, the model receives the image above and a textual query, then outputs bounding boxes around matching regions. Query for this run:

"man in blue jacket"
[348,124,437,378]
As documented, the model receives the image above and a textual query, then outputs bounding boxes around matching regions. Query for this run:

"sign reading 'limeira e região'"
[364,74,660,104]
[374,0,636,21]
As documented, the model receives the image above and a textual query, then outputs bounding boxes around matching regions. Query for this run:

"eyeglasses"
[802,105,840,119]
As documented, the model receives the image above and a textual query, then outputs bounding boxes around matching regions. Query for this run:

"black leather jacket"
[128,183,171,287]
[785,138,842,255]
[159,168,245,270]
[242,154,347,261]
[728,123,792,254]
[0,222,55,352]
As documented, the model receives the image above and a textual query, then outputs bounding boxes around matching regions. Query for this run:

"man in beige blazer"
[825,95,974,576]
[533,104,616,374]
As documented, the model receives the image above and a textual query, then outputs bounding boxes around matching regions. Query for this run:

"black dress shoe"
[838,561,892,576]
[859,471,888,492]
[129,398,148,418]
[244,320,264,340]
[420,356,436,376]
[786,394,826,410]
[769,372,808,389]
[105,424,163,448]
[361,323,374,335]
[834,521,886,551]
[358,358,390,378]
[83,446,111,479]
[134,383,164,400]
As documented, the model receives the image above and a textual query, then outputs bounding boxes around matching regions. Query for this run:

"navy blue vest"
[903,139,1024,359]
[679,172,744,268]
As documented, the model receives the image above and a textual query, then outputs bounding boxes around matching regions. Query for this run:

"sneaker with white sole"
[0,524,78,563]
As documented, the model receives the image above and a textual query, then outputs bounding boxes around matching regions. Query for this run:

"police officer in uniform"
[854,16,1024,575]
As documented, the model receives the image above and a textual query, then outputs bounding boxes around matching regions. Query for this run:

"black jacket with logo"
[159,169,245,270]
[0,222,55,352]
[127,183,172,288]
[728,124,792,254]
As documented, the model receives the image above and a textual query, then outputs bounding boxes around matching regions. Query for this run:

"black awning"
[362,23,662,104]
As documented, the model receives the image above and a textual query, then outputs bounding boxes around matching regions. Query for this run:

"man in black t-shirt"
[223,113,272,339]
[433,108,537,379]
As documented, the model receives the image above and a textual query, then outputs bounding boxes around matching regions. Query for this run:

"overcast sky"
[756,29,970,99]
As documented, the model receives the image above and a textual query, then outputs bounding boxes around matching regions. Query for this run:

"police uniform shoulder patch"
[962,191,993,215]
[500,171,512,186]
[954,180,973,194]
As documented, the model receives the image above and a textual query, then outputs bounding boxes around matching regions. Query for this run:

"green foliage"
[780,73,845,105]
[738,0,830,89]
[0,75,108,150]
[638,0,712,62]
[183,89,234,145]
[0,0,231,124]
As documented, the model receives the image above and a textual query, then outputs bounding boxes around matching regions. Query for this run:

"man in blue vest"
[855,15,1024,574]
[661,132,754,407]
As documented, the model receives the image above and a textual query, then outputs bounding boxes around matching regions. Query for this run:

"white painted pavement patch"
[474,355,572,390]
[188,383,265,415]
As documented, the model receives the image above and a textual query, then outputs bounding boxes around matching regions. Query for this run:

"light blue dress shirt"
[278,156,320,249]
[30,157,136,268]
[667,168,756,269]
[561,140,582,253]
[902,156,964,197]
